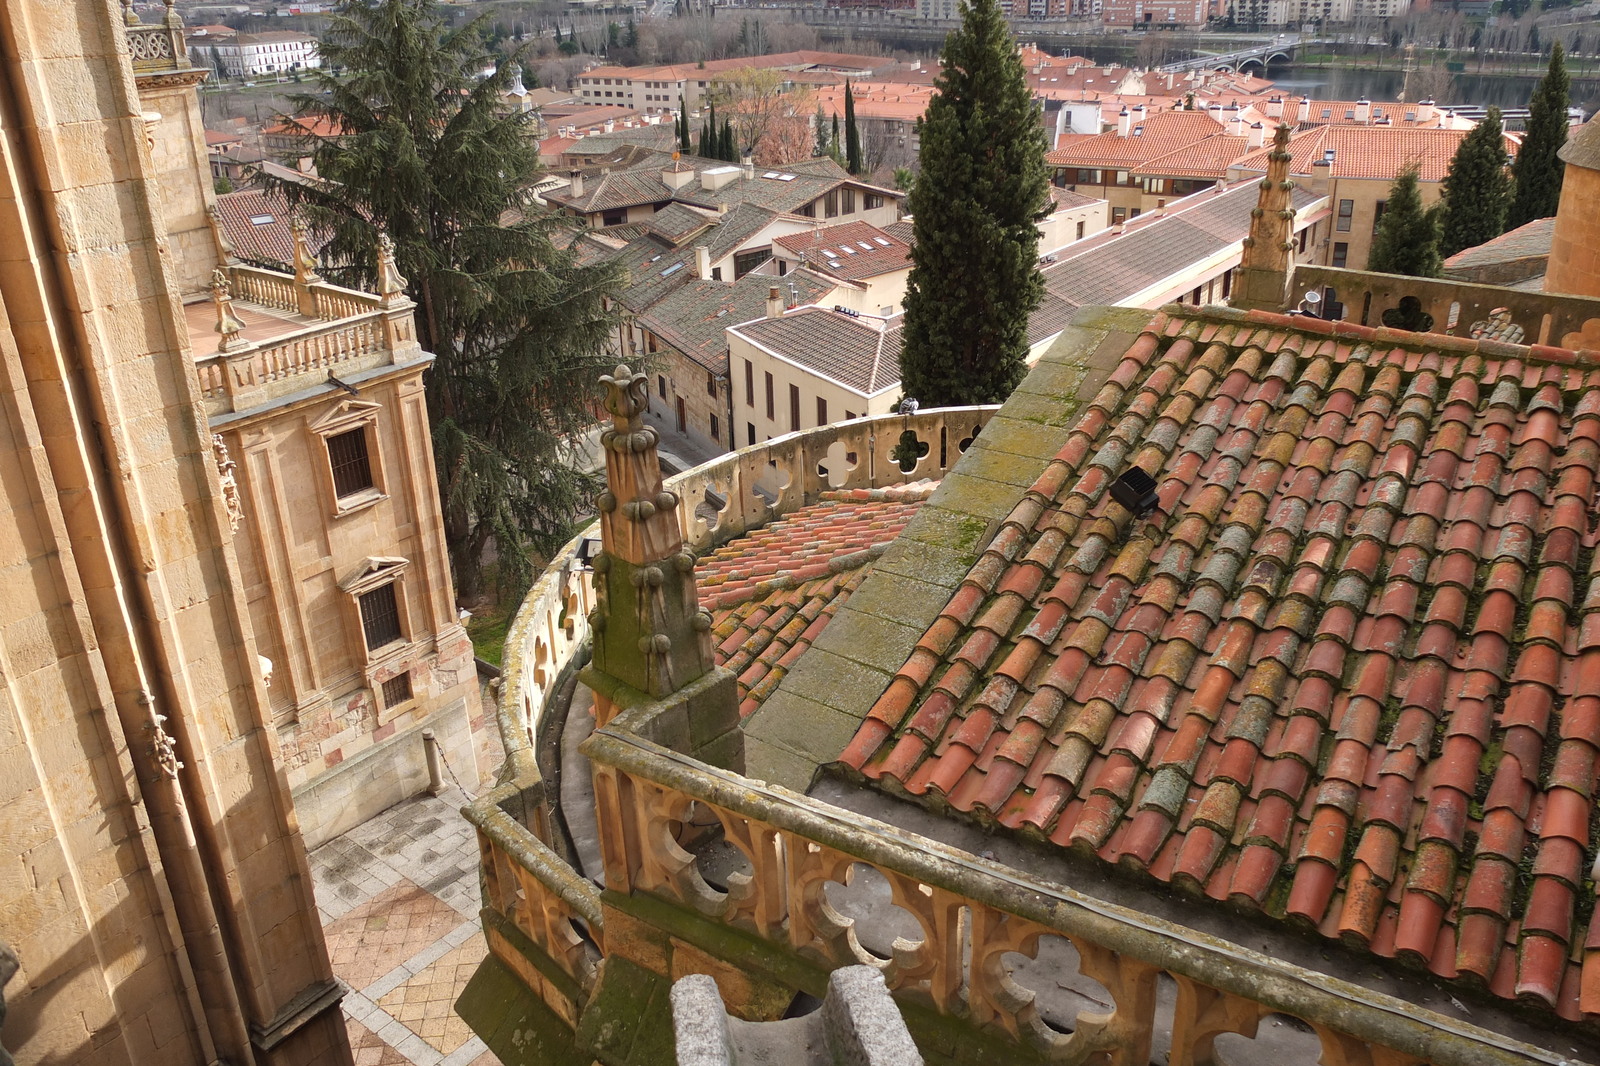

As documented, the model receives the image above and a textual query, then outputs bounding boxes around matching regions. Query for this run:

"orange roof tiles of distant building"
[1132,133,1253,180]
[1230,124,1499,183]
[1046,111,1228,170]
[262,114,345,140]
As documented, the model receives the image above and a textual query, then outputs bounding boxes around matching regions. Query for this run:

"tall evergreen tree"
[814,103,830,157]
[830,112,841,164]
[1367,165,1442,277]
[700,103,716,156]
[1438,107,1512,257]
[679,96,692,152]
[265,0,619,595]
[899,0,1049,407]
[721,117,736,161]
[844,79,863,175]
[1509,40,1570,226]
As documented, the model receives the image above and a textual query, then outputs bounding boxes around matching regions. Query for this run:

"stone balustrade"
[125,21,188,72]
[583,729,1561,1066]
[1293,263,1600,350]
[193,266,419,417]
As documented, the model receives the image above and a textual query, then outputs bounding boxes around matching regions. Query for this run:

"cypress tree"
[721,117,735,161]
[1508,40,1570,226]
[1438,107,1512,257]
[1367,165,1442,278]
[700,103,716,156]
[814,102,830,157]
[899,0,1049,407]
[830,112,841,164]
[844,78,863,175]
[267,0,619,595]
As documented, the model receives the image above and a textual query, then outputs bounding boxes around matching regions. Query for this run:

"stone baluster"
[211,267,248,353]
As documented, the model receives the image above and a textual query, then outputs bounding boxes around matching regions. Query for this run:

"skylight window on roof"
[873,237,891,246]
[763,171,782,178]
[660,262,684,277]
[857,242,872,250]
[820,248,835,257]
[248,213,275,225]
[841,246,855,254]
[778,174,796,181]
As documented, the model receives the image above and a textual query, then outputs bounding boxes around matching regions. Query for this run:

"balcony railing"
[1293,263,1600,350]
[466,405,1565,1066]
[193,265,421,417]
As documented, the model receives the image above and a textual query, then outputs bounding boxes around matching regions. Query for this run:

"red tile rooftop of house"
[701,485,934,718]
[836,305,1600,1024]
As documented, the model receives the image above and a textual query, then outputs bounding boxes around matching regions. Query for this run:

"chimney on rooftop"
[741,150,754,180]
[1117,107,1131,137]
[1249,122,1265,149]
[1298,97,1312,124]
[1267,95,1283,119]
[1231,124,1298,314]
[1310,156,1331,197]
[569,169,584,198]
[766,286,784,319]
[1355,99,1372,124]
[695,245,713,281]
[663,152,693,190]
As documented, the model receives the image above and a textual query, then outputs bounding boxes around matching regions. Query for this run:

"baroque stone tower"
[1231,124,1298,313]
[1543,117,1600,299]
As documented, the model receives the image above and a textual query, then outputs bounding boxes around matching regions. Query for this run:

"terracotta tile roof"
[640,268,837,376]
[1046,112,1227,170]
[642,202,717,244]
[703,486,934,716]
[1444,217,1555,273]
[772,221,910,282]
[1048,187,1101,212]
[1131,133,1251,180]
[212,188,326,271]
[838,302,1600,1024]
[731,307,903,395]
[1229,125,1504,184]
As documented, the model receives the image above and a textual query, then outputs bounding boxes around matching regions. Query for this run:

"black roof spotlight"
[1110,467,1159,520]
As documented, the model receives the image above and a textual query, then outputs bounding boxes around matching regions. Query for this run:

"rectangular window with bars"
[327,427,374,498]
[359,583,403,651]
[381,672,412,707]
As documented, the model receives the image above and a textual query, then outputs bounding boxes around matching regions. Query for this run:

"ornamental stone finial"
[122,0,140,25]
[599,363,650,430]
[376,232,407,306]
[210,268,248,352]
[291,215,322,287]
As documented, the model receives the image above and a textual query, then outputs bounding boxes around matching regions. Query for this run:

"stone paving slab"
[310,760,503,1066]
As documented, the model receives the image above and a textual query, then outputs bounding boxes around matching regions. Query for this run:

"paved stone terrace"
[310,782,503,1066]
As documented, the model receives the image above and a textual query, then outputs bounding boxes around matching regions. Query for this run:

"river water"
[1268,64,1600,117]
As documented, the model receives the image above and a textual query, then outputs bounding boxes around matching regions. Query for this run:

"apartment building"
[1228,123,1496,272]
[576,51,896,114]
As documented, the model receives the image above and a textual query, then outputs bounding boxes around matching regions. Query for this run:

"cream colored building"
[728,304,905,446]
